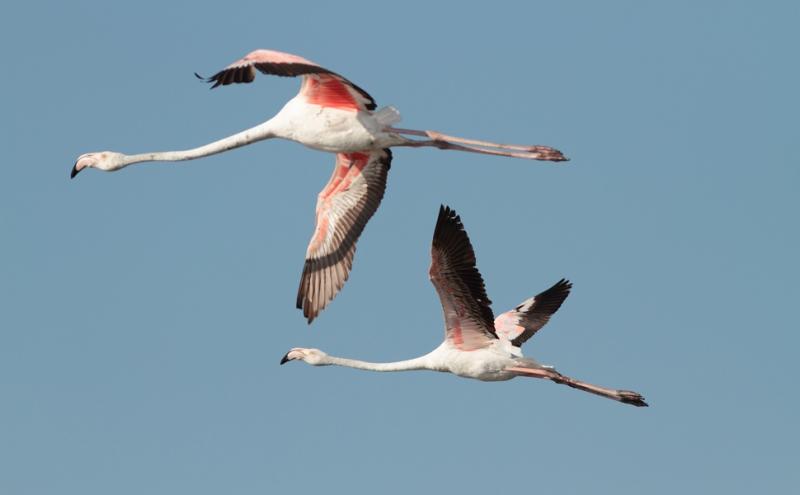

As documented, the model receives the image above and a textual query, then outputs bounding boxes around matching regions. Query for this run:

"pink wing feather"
[296,149,392,323]
[197,49,377,110]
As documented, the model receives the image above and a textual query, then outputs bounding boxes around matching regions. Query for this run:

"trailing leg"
[388,127,568,162]
[507,366,648,407]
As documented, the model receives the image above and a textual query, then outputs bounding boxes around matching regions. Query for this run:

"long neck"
[121,120,277,166]
[323,354,433,372]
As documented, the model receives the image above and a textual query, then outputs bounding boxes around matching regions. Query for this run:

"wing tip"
[194,71,219,89]
[296,266,318,324]
[551,278,573,299]
[554,278,573,294]
[433,204,464,246]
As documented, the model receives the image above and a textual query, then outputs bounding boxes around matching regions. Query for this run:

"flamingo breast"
[272,98,402,153]
[428,342,520,382]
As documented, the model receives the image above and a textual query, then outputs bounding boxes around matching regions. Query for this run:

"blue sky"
[2,1,798,493]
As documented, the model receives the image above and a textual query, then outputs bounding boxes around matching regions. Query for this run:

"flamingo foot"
[526,145,568,162]
[617,390,649,407]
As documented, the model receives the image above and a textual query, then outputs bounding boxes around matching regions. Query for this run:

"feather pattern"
[197,49,376,110]
[494,279,572,347]
[429,205,497,351]
[296,149,392,323]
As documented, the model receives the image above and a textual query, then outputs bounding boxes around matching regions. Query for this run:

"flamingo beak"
[279,352,291,365]
[70,162,81,179]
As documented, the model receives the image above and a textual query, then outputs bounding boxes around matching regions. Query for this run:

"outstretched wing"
[196,49,376,111]
[494,279,572,347]
[429,206,496,351]
[296,149,392,323]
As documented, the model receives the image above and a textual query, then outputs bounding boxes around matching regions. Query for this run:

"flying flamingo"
[281,205,648,407]
[71,49,568,323]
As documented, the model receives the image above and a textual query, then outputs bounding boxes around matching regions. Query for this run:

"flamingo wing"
[296,149,392,323]
[429,206,497,351]
[494,279,572,347]
[197,49,376,110]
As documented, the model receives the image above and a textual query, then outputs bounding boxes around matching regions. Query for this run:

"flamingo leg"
[387,127,568,162]
[507,366,648,407]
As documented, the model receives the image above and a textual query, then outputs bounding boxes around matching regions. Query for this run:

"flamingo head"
[71,151,127,178]
[280,348,329,366]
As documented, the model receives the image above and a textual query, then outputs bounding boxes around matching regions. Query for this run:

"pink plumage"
[73,48,569,323]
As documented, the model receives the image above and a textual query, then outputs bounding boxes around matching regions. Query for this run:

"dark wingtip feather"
[193,70,224,89]
[194,71,219,89]
[433,204,461,246]
[556,278,573,291]
[536,279,573,311]
[296,265,318,325]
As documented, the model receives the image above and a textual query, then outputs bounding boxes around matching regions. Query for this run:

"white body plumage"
[282,206,648,407]
[270,98,405,153]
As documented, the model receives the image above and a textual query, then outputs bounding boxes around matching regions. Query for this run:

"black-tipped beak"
[280,352,291,365]
[70,163,81,179]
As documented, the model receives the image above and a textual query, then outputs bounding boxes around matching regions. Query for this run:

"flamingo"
[71,49,568,323]
[281,205,648,407]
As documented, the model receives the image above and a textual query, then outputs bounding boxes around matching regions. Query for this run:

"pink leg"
[507,366,648,407]
[388,127,568,162]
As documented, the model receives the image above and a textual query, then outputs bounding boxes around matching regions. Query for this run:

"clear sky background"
[2,1,798,493]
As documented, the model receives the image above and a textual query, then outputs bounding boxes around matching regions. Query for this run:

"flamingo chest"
[272,100,384,153]
[435,346,517,382]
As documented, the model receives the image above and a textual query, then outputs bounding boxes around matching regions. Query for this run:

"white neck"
[322,353,436,373]
[120,119,278,167]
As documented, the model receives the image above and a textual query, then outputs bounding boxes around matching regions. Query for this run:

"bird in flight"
[281,205,648,407]
[71,49,568,323]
